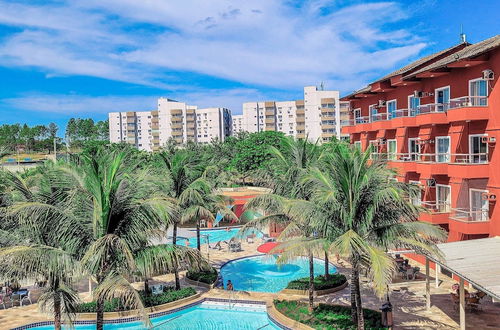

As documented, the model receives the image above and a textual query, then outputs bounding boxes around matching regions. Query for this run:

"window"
[436,184,451,212]
[354,108,361,123]
[387,99,397,119]
[369,104,377,122]
[409,180,422,206]
[469,134,488,163]
[408,138,420,161]
[469,79,488,106]
[470,189,489,221]
[354,141,362,150]
[387,139,397,160]
[436,136,450,163]
[435,86,450,111]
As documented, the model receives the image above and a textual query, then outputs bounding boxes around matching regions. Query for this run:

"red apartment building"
[342,34,500,242]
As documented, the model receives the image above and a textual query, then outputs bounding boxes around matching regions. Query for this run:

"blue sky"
[0,0,498,132]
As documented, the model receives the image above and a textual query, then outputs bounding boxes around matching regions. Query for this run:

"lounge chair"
[20,290,32,306]
[261,234,275,243]
[246,234,255,244]
[10,293,21,307]
[0,294,8,309]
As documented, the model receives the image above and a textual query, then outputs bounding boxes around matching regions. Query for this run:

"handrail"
[421,201,451,213]
[346,95,488,125]
[450,207,489,222]
[369,152,488,164]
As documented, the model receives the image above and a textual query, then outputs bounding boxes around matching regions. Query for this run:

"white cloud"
[0,0,428,92]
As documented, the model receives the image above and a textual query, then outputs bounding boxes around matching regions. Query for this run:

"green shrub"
[286,274,347,291]
[186,267,218,284]
[75,287,197,313]
[274,300,386,330]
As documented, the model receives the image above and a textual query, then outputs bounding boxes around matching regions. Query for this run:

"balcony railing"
[421,201,451,213]
[346,95,488,126]
[450,207,489,222]
[372,152,488,164]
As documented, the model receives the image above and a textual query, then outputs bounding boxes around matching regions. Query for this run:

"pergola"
[424,237,500,330]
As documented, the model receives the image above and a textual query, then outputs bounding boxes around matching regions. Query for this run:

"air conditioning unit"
[481,136,495,144]
[413,91,433,98]
[482,193,496,201]
[378,100,386,107]
[482,69,494,80]
[426,178,436,187]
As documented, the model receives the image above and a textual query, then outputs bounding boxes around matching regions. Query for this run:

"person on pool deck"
[226,280,234,291]
[225,226,230,232]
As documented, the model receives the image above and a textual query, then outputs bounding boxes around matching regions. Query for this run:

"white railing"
[450,96,488,108]
[346,95,489,126]
[451,207,489,222]
[421,201,451,213]
[451,153,488,164]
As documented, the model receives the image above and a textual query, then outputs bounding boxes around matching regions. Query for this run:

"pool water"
[30,302,280,329]
[178,228,262,247]
[220,255,335,293]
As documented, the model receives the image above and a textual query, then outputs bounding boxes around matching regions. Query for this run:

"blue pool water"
[30,302,280,329]
[220,255,336,293]
[178,227,262,247]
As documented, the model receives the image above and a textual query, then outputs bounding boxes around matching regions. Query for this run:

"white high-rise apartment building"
[232,115,244,134]
[109,98,232,151]
[239,86,349,142]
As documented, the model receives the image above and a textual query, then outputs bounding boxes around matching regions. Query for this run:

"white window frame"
[354,141,362,150]
[469,133,488,164]
[387,139,397,160]
[369,104,377,123]
[469,188,489,221]
[435,136,451,163]
[354,108,361,123]
[435,85,451,111]
[408,138,421,161]
[436,184,451,213]
[469,78,489,106]
[386,99,397,119]
[408,94,420,115]
[409,180,422,206]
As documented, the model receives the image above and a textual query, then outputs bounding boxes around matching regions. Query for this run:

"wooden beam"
[459,278,465,330]
[426,258,431,309]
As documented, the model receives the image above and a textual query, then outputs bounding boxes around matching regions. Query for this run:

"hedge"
[75,287,196,313]
[286,274,347,291]
[186,267,218,284]
[274,300,386,330]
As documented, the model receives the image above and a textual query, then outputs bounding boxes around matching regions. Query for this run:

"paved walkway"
[1,237,500,329]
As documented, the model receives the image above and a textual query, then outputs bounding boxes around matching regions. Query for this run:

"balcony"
[171,123,183,129]
[419,201,450,224]
[321,107,335,114]
[265,118,275,124]
[447,96,489,122]
[296,108,305,115]
[172,130,183,136]
[322,115,335,121]
[171,109,183,115]
[265,127,275,131]
[322,124,335,129]
[449,208,490,235]
[447,153,489,179]
[171,116,183,123]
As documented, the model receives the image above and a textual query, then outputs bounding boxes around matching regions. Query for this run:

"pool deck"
[2,237,500,329]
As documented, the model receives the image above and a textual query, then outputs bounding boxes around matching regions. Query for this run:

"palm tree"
[244,194,322,312]
[0,169,84,329]
[303,142,446,329]
[57,149,206,330]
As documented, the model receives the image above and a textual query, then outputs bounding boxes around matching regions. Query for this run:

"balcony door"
[435,86,450,112]
[469,134,488,163]
[387,139,397,160]
[470,189,489,221]
[369,104,377,122]
[469,79,488,106]
[436,184,451,213]
[387,100,397,119]
[354,108,361,124]
[409,180,421,206]
[436,136,450,163]
[408,138,420,161]
[408,95,420,116]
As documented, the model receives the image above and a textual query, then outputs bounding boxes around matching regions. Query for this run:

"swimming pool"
[177,228,262,247]
[220,255,335,293]
[26,301,281,330]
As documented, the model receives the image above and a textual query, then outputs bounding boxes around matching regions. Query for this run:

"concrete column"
[435,264,440,288]
[425,257,431,309]
[459,278,465,330]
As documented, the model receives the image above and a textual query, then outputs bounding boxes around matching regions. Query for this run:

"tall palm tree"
[0,169,84,329]
[57,150,206,330]
[244,194,322,312]
[303,142,446,329]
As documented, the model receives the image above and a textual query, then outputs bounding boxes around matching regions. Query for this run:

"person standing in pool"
[226,280,234,291]
[185,239,190,247]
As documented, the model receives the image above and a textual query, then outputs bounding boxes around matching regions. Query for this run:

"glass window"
[436,136,450,163]
[469,79,488,106]
[387,100,397,119]
[387,139,397,160]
